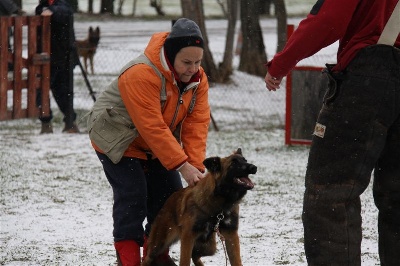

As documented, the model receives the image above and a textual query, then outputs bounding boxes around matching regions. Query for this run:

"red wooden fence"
[0,15,50,121]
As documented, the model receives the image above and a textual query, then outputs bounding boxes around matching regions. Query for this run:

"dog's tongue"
[238,176,254,189]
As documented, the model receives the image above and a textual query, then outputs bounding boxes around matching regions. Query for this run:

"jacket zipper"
[169,91,183,128]
[169,82,198,128]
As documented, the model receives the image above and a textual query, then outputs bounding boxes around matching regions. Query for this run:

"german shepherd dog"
[142,148,257,266]
[75,26,100,75]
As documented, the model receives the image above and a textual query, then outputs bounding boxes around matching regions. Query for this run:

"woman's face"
[173,46,203,83]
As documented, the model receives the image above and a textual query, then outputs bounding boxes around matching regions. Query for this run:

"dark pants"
[303,45,400,266]
[36,65,77,124]
[96,152,183,245]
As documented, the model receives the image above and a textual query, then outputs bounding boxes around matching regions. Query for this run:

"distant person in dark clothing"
[0,0,24,71]
[0,0,20,16]
[35,0,79,134]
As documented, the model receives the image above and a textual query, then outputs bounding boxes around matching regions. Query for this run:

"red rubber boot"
[114,240,141,266]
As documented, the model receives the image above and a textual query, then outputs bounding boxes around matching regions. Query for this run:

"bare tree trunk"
[216,0,237,82]
[150,0,165,16]
[88,0,94,14]
[100,0,114,14]
[260,0,273,15]
[132,0,138,15]
[239,0,268,77]
[117,0,125,15]
[273,0,287,52]
[180,0,218,82]
[216,0,228,17]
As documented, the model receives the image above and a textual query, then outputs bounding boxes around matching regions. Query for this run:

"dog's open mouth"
[234,176,254,189]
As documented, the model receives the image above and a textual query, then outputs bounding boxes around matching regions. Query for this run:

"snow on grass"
[1,4,380,265]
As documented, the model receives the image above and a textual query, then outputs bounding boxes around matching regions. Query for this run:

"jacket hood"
[143,32,174,83]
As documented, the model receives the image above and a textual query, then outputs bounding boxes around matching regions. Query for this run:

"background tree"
[180,0,237,83]
[238,0,268,77]
[260,0,273,15]
[180,0,218,82]
[216,0,238,82]
[216,0,228,17]
[256,0,287,53]
[117,0,125,15]
[132,0,138,15]
[100,0,114,14]
[87,0,94,13]
[150,0,165,16]
[273,0,287,52]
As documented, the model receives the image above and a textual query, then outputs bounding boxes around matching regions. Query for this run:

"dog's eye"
[231,157,247,165]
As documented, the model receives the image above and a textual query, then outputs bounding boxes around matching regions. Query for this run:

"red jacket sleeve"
[266,0,360,78]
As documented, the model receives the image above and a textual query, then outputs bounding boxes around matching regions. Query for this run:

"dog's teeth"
[234,178,245,185]
[234,177,254,189]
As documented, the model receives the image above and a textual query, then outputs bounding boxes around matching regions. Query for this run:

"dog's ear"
[89,26,93,33]
[96,26,100,34]
[235,148,242,155]
[203,157,221,173]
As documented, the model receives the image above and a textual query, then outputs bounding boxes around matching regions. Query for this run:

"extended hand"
[178,162,204,187]
[265,72,282,91]
[41,9,53,16]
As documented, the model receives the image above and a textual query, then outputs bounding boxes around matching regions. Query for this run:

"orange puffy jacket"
[93,32,210,171]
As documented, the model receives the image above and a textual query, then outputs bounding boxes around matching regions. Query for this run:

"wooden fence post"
[0,15,50,121]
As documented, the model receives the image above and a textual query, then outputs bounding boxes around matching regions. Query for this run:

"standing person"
[35,0,79,134]
[87,18,210,266]
[265,0,400,265]
[0,0,24,71]
[0,0,19,15]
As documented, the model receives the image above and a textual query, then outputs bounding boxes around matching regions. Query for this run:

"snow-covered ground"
[1,2,380,265]
[0,121,380,265]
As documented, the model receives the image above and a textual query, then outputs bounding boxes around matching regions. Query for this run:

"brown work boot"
[62,122,80,133]
[40,122,53,134]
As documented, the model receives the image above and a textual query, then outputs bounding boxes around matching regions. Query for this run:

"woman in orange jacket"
[87,18,210,266]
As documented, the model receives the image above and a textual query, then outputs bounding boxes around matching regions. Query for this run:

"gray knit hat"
[167,18,203,40]
[164,18,204,64]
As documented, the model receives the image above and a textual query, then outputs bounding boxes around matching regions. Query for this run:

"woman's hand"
[178,162,204,187]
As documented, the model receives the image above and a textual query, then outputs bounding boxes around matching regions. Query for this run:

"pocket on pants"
[322,71,340,106]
